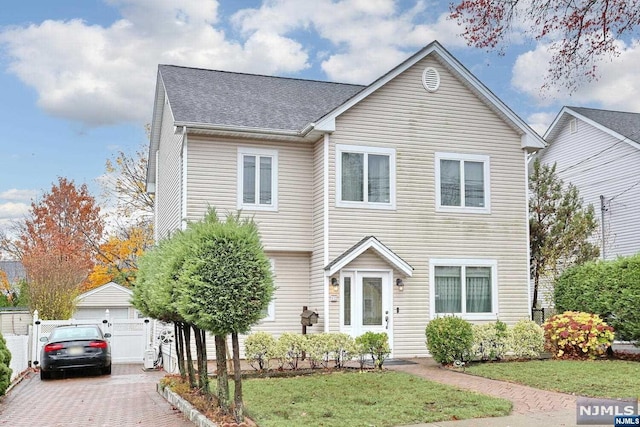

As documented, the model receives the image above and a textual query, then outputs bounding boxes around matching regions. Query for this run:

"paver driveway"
[0,364,193,427]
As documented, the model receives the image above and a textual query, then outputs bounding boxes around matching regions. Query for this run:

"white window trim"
[237,147,278,211]
[262,259,276,322]
[435,152,491,214]
[429,258,498,321]
[336,144,396,210]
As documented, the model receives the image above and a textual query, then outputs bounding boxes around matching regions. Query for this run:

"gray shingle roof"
[570,107,640,144]
[159,65,366,132]
[0,261,26,283]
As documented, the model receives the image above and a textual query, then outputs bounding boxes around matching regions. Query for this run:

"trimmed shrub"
[272,332,307,369]
[355,332,390,369]
[0,332,11,396]
[306,334,331,369]
[554,253,640,342]
[326,333,356,368]
[244,332,276,371]
[426,316,473,365]
[471,321,509,361]
[543,311,614,359]
[509,319,545,359]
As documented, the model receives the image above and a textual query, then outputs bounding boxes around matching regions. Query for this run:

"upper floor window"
[435,152,490,213]
[336,144,396,209]
[237,147,278,211]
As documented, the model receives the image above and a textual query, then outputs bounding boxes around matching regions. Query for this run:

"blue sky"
[1,0,639,234]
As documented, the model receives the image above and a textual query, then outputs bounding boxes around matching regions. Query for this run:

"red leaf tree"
[18,177,104,319]
[450,0,640,91]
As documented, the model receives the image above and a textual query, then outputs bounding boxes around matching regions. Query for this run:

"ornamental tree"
[529,159,599,310]
[450,0,640,91]
[177,210,274,422]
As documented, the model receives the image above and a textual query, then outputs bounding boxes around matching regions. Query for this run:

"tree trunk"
[192,325,209,394]
[231,332,244,423]
[214,334,230,413]
[184,324,196,388]
[175,322,186,380]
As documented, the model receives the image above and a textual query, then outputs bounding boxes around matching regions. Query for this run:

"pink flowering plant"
[543,311,614,359]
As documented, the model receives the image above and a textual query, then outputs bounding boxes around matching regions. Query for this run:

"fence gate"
[31,310,153,366]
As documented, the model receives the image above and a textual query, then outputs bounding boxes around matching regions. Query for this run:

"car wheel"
[40,369,51,380]
[102,364,112,375]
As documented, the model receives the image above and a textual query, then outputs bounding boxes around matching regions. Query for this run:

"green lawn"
[237,370,511,427]
[465,360,640,399]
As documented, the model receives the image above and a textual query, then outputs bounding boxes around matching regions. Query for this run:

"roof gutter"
[174,121,317,138]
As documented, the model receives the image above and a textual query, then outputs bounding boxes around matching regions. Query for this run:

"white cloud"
[512,40,640,113]
[0,0,310,127]
[0,202,30,221]
[0,189,38,202]
[527,112,557,137]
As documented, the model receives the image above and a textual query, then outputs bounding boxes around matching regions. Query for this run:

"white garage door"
[74,307,129,320]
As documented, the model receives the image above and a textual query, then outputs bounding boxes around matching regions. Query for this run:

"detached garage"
[74,282,139,320]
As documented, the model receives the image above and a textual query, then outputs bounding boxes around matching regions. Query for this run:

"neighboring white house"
[74,282,139,320]
[146,40,545,358]
[541,107,640,260]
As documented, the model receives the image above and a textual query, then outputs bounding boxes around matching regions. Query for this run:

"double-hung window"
[238,148,278,211]
[336,144,396,209]
[435,153,490,213]
[430,259,497,320]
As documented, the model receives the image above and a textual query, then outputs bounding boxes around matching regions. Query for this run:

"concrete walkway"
[387,358,610,427]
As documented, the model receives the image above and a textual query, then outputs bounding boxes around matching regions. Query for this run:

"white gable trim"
[76,282,133,302]
[326,237,413,277]
[313,41,545,151]
[545,107,640,151]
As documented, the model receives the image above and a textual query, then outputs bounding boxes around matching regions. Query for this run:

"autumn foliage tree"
[450,0,640,91]
[87,144,154,289]
[17,178,103,319]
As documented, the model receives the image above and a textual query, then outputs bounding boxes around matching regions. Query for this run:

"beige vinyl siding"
[77,288,132,308]
[326,56,530,357]
[310,138,327,330]
[185,136,314,252]
[155,96,183,240]
[193,252,311,359]
[540,118,640,259]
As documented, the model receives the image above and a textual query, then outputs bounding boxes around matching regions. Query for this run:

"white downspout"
[524,150,532,316]
[181,126,188,230]
[323,133,330,332]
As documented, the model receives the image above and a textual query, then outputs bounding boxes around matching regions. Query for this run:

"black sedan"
[39,324,112,380]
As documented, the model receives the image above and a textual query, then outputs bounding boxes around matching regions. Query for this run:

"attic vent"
[422,67,440,92]
[569,118,577,133]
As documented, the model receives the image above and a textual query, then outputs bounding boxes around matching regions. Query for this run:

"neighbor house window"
[336,144,396,209]
[261,259,276,321]
[435,153,490,213]
[430,259,497,320]
[238,148,278,211]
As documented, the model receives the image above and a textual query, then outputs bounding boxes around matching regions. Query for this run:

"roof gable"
[545,106,640,150]
[315,41,545,151]
[76,281,133,302]
[324,236,413,277]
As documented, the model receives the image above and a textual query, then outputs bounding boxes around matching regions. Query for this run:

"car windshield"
[50,327,102,341]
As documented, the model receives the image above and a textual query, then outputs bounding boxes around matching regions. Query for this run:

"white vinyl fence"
[4,335,29,381]
[31,310,154,367]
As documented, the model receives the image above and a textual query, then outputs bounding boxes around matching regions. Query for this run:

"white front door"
[341,270,392,338]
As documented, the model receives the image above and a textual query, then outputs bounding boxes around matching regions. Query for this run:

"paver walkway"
[0,364,193,427]
[387,358,576,414]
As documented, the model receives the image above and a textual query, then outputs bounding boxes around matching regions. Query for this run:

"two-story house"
[541,107,640,261]
[146,41,545,358]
